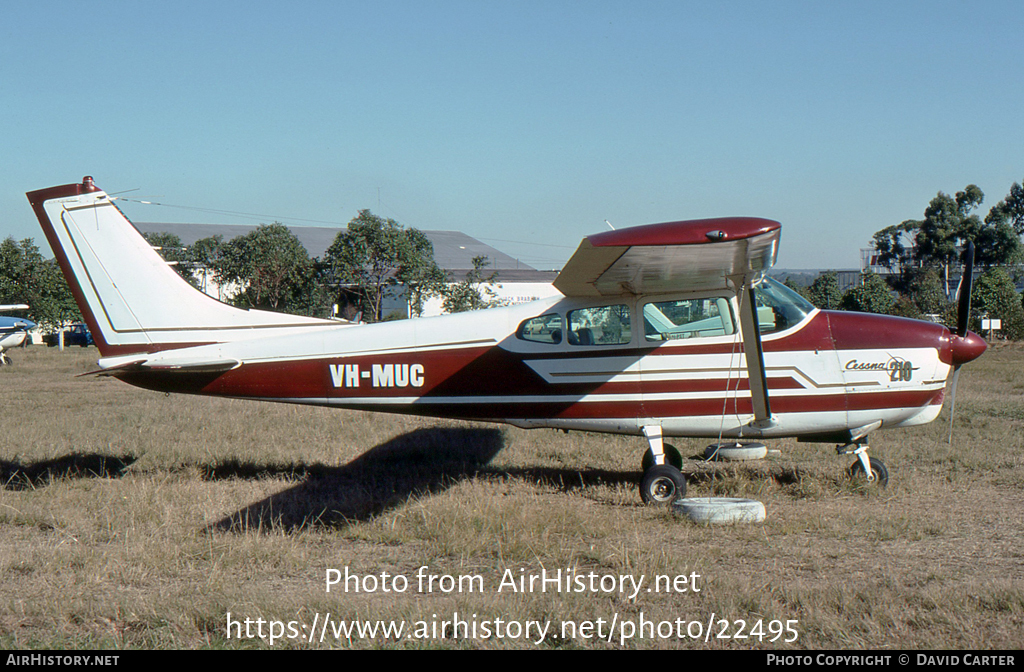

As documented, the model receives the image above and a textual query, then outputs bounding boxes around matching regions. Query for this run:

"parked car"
[42,323,94,347]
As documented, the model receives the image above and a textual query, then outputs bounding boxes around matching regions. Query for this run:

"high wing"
[553,217,780,297]
[0,304,30,312]
[554,217,781,426]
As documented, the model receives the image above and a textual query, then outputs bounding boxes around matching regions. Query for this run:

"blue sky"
[3,1,1022,269]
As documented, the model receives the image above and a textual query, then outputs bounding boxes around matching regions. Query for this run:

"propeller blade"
[947,365,962,444]
[956,242,975,338]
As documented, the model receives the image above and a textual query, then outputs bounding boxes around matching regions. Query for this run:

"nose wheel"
[639,425,687,505]
[838,441,888,487]
[848,455,889,487]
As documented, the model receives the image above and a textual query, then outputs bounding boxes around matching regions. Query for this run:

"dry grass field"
[0,343,1022,649]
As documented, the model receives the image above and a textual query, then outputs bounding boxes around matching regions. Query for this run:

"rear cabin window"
[567,305,632,346]
[517,313,563,344]
[643,297,735,341]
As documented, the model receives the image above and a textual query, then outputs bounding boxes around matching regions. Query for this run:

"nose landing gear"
[837,440,888,487]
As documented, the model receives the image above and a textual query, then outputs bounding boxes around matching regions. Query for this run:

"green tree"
[442,256,501,313]
[889,295,922,319]
[805,271,843,310]
[0,237,79,329]
[972,267,1024,340]
[914,187,985,294]
[979,180,1024,269]
[215,223,326,315]
[884,185,1020,288]
[986,180,1024,237]
[324,210,446,322]
[143,232,198,288]
[871,221,918,282]
[186,235,225,297]
[840,272,895,315]
[908,268,949,316]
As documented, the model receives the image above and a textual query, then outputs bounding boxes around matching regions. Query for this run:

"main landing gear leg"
[639,425,686,505]
[837,440,889,487]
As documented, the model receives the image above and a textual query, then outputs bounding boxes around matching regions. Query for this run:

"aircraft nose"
[951,330,987,366]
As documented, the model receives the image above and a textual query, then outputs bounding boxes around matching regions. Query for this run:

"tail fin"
[27,177,332,357]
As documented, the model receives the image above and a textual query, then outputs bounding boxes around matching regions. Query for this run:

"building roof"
[134,222,539,273]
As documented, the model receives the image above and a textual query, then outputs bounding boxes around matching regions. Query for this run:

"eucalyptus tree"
[0,236,79,329]
[215,223,326,316]
[324,210,446,322]
[442,256,501,313]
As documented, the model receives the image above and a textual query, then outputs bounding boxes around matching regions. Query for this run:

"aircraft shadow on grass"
[0,453,137,490]
[207,426,640,532]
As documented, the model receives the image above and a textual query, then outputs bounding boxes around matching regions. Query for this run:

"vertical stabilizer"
[27,177,332,357]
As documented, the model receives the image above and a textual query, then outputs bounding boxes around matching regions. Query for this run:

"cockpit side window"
[643,297,735,341]
[567,304,631,346]
[516,313,563,344]
[753,278,815,334]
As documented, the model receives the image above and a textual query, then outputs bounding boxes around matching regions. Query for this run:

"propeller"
[947,241,974,443]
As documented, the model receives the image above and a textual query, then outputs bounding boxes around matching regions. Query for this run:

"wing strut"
[737,285,775,428]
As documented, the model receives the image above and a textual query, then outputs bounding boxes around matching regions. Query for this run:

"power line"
[476,236,576,250]
[116,196,576,258]
[114,197,348,227]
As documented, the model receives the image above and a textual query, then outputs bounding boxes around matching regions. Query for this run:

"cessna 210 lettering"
[27,177,987,504]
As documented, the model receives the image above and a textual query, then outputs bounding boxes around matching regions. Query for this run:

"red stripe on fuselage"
[110,304,948,423]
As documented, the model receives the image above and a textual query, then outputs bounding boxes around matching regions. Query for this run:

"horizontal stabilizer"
[80,356,242,377]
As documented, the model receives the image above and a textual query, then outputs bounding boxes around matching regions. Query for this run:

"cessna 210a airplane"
[0,304,35,365]
[27,177,987,504]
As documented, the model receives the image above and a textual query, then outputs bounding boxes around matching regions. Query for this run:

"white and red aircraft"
[27,177,987,504]
[0,304,34,365]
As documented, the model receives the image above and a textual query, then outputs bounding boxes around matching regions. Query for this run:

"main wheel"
[849,457,888,487]
[641,443,683,471]
[639,464,686,505]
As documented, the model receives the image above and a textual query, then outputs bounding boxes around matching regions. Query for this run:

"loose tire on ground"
[704,442,768,461]
[641,443,683,471]
[673,497,766,524]
[639,464,686,505]
[849,456,889,487]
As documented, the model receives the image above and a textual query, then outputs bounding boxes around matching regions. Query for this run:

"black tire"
[849,457,888,487]
[639,464,686,505]
[641,443,683,471]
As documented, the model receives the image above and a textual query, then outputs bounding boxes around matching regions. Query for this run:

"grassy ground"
[0,344,1021,649]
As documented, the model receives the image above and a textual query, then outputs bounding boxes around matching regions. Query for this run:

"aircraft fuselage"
[111,292,977,441]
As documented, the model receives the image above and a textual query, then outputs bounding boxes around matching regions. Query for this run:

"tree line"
[0,209,491,329]
[788,180,1024,340]
[142,209,497,322]
[0,238,79,329]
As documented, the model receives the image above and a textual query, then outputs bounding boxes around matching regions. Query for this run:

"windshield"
[752,278,815,334]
